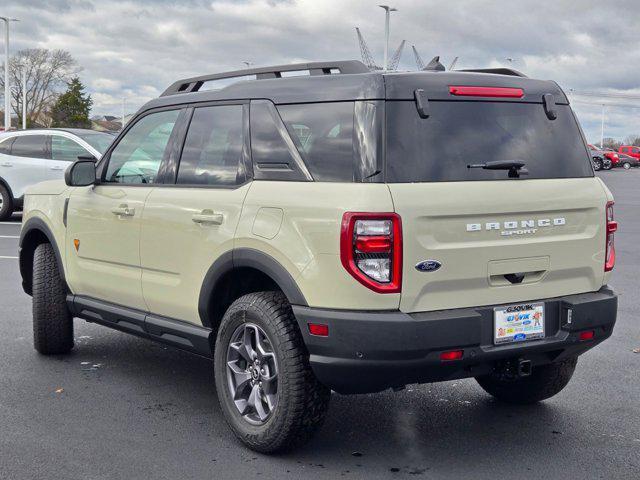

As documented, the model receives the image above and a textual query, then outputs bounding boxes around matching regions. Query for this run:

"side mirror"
[65,160,97,187]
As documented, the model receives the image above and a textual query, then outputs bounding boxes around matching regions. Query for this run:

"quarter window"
[104,109,180,184]
[51,136,89,162]
[250,100,310,181]
[11,135,47,158]
[177,105,245,186]
[0,137,14,155]
[278,102,355,182]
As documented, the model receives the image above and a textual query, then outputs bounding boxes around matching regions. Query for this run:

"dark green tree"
[50,77,92,128]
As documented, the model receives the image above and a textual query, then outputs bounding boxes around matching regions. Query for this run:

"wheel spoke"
[227,360,252,400]
[229,341,252,363]
[255,331,275,362]
[243,325,258,361]
[252,385,269,421]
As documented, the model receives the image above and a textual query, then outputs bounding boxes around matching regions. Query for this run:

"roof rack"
[161,60,371,97]
[457,68,527,78]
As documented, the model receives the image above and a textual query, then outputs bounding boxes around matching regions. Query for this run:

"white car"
[0,128,113,220]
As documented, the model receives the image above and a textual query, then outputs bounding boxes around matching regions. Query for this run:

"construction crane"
[355,27,380,70]
[388,40,406,71]
[412,45,425,70]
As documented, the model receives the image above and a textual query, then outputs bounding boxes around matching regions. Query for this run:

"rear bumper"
[293,287,617,394]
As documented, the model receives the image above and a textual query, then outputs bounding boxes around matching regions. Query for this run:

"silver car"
[0,128,113,220]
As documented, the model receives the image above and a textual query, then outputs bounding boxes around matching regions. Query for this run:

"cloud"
[1,0,639,141]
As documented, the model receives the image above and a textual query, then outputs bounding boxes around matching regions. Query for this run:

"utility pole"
[600,104,605,149]
[21,66,25,129]
[379,5,397,71]
[1,17,18,131]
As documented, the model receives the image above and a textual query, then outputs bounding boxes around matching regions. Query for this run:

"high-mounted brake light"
[340,212,402,293]
[605,201,617,272]
[448,86,524,98]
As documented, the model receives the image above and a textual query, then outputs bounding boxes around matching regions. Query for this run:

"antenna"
[424,56,446,71]
[355,27,380,70]
[389,40,406,71]
[412,45,425,70]
[448,56,459,70]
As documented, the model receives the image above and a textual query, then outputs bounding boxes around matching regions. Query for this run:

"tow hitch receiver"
[494,358,533,379]
[518,359,532,377]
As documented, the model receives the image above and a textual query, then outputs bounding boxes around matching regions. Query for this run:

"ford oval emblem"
[415,260,442,272]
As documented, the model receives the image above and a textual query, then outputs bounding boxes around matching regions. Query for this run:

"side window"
[633,147,640,154]
[11,135,47,158]
[51,136,89,162]
[250,100,311,181]
[177,105,245,186]
[0,137,15,155]
[104,109,180,184]
[277,102,356,182]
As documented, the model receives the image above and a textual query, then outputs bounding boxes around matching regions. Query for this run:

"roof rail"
[457,68,528,78]
[161,60,371,97]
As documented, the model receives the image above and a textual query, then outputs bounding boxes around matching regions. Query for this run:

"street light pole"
[379,5,397,71]
[21,66,25,129]
[1,17,18,131]
[600,104,605,149]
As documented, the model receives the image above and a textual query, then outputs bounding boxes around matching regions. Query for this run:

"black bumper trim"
[293,287,617,394]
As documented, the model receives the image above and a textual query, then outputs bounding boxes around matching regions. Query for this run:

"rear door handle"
[50,166,65,171]
[192,210,223,225]
[111,204,136,217]
[1,162,12,167]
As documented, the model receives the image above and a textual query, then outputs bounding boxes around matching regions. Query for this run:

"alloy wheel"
[226,323,278,425]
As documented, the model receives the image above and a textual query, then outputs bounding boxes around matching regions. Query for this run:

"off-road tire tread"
[0,184,13,221]
[476,356,578,404]
[32,243,74,354]
[215,291,330,453]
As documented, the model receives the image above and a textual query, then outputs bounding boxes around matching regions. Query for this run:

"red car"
[602,149,619,167]
[619,145,640,160]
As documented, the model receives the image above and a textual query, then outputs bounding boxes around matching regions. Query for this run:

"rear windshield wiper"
[467,160,528,178]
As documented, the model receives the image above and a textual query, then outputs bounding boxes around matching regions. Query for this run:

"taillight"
[605,201,617,272]
[340,212,402,293]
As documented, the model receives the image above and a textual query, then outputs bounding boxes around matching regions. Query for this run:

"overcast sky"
[2,0,640,142]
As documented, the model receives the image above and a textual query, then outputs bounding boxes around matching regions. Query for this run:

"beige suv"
[18,61,618,453]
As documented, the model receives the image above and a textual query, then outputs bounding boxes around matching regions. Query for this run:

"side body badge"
[415,260,442,272]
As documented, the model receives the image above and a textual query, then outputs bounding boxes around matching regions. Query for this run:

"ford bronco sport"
[18,60,618,453]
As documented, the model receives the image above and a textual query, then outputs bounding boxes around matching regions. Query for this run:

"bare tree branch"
[0,49,80,126]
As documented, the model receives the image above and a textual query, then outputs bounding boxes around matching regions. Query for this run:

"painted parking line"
[0,235,19,239]
[0,256,18,259]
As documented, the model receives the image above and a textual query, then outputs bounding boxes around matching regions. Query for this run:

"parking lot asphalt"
[1,171,639,480]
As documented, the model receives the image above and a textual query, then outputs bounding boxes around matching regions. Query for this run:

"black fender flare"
[197,248,308,328]
[19,217,67,295]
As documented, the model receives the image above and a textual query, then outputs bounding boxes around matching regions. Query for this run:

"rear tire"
[214,291,330,453]
[592,157,602,171]
[32,243,74,354]
[623,162,631,170]
[0,184,13,221]
[475,356,578,404]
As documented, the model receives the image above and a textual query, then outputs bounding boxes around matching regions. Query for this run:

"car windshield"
[386,101,594,182]
[74,131,114,155]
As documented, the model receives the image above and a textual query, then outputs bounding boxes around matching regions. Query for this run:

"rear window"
[11,135,47,159]
[386,101,593,182]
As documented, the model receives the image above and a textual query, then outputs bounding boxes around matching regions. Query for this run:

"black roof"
[142,60,569,113]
